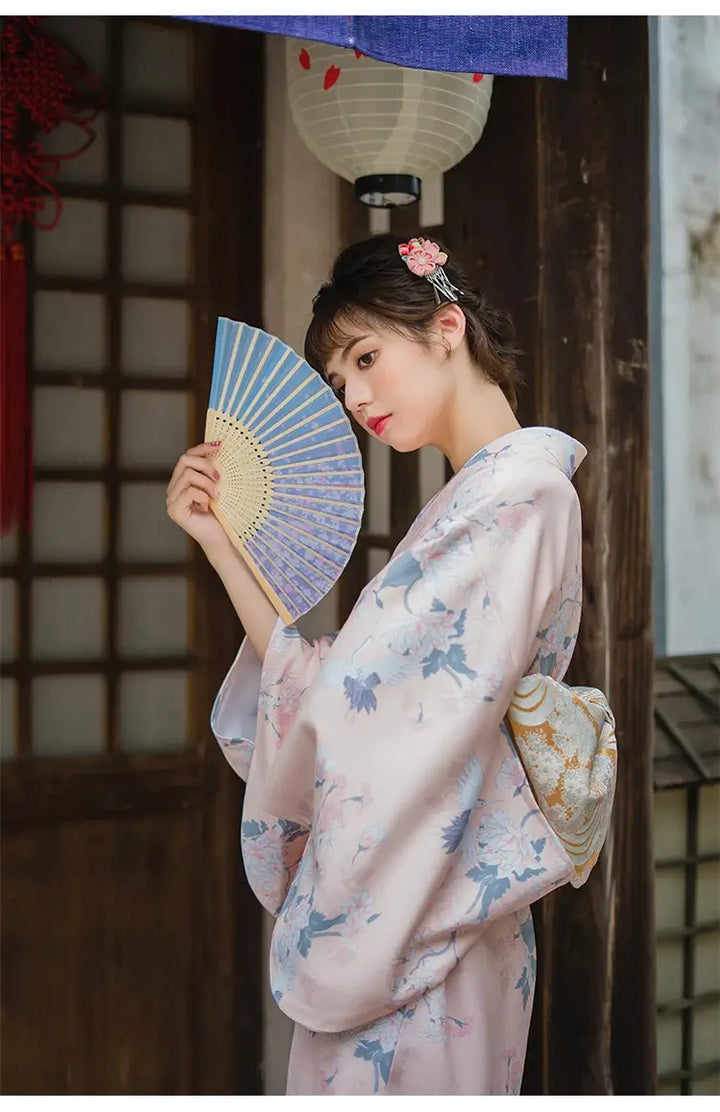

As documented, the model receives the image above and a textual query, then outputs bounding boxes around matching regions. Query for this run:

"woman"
[166,235,610,1095]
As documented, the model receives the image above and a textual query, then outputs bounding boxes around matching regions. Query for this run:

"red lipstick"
[367,415,391,435]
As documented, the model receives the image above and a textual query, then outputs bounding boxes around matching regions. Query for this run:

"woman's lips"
[368,415,391,435]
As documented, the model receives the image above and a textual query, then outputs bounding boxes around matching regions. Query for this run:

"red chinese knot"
[0,16,102,534]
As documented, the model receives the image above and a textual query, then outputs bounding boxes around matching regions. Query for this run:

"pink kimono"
[212,427,589,1095]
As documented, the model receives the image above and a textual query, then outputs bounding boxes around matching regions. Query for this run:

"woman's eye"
[336,386,346,402]
[357,351,376,369]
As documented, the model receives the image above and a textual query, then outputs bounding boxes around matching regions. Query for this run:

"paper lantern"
[286,38,493,208]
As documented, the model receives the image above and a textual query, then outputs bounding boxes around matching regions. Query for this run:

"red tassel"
[0,241,31,535]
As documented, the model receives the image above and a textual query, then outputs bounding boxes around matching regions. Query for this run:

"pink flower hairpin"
[398,237,462,303]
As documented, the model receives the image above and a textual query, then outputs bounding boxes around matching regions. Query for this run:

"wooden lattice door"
[1,16,263,1094]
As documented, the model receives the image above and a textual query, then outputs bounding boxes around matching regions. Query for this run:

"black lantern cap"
[354,174,421,208]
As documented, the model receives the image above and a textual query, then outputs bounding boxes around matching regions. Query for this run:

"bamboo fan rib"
[205,318,365,624]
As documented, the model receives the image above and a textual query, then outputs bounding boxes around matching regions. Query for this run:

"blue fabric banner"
[181,16,567,79]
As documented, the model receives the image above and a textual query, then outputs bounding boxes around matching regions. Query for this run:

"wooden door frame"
[193,21,265,1094]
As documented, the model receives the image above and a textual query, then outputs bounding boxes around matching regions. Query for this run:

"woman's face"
[323,318,460,452]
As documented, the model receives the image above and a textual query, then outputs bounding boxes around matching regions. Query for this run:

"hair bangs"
[304,300,380,378]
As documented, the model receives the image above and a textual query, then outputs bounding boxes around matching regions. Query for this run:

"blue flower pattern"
[211,427,588,1094]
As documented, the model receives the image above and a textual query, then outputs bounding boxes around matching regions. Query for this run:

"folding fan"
[205,317,365,624]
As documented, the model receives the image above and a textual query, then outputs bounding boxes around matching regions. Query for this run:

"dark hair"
[304,233,522,411]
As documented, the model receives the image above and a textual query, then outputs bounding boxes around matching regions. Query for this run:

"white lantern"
[286,38,493,208]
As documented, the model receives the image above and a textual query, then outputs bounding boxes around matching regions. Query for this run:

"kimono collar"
[464,426,587,480]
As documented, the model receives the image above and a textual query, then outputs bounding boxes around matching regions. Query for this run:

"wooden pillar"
[439,13,656,1096]
[533,15,655,1095]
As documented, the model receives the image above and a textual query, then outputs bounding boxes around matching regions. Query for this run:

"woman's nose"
[344,373,373,415]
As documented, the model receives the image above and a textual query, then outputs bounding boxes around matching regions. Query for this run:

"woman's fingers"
[167,485,210,522]
[167,487,212,528]
[167,458,221,503]
[170,468,218,500]
[167,442,221,491]
[168,444,219,489]
[167,470,218,512]
[187,442,221,456]
[174,486,211,514]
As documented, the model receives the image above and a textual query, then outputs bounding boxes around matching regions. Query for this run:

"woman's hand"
[167,440,279,660]
[166,441,230,558]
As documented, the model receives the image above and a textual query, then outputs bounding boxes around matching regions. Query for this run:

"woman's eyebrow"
[340,334,371,361]
[324,334,372,384]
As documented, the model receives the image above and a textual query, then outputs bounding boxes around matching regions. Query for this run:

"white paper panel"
[34,387,106,468]
[34,199,106,277]
[32,578,105,660]
[656,939,684,1001]
[123,23,192,104]
[654,867,686,931]
[694,997,720,1062]
[698,783,720,853]
[1,678,16,759]
[696,932,720,993]
[122,206,191,284]
[0,529,18,562]
[43,113,107,186]
[34,292,106,373]
[419,445,447,506]
[1,579,16,662]
[120,390,190,469]
[653,785,686,859]
[121,298,189,377]
[366,436,390,535]
[32,674,105,756]
[367,547,390,582]
[43,17,107,79]
[119,483,189,562]
[122,115,191,193]
[32,482,105,563]
[656,1013,682,1073]
[119,671,188,752]
[697,860,720,921]
[119,577,189,656]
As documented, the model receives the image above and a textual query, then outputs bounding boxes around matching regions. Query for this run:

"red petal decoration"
[354,49,363,59]
[299,48,310,70]
[323,64,341,91]
[473,73,484,83]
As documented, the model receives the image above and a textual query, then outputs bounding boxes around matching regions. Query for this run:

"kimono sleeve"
[211,616,338,916]
[269,462,580,1032]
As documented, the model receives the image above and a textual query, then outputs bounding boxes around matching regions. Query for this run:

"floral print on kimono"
[211,426,590,1095]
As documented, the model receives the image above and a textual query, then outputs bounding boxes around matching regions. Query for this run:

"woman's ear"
[433,304,467,352]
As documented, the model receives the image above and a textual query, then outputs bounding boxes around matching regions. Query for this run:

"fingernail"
[210,440,221,446]
[213,470,220,480]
